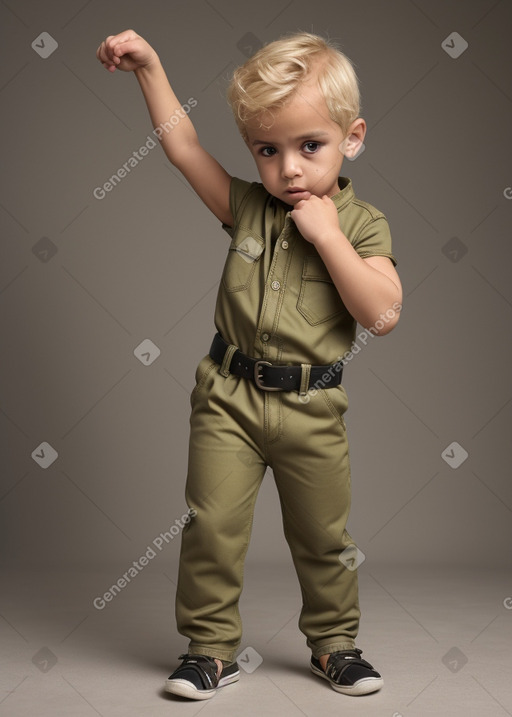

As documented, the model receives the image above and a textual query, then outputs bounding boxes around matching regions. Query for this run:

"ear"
[339,117,366,159]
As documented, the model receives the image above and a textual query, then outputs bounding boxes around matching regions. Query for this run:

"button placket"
[257,216,294,358]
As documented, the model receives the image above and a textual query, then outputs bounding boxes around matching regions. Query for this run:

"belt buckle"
[254,360,283,391]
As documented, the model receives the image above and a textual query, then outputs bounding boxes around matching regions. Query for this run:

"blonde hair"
[227,32,361,140]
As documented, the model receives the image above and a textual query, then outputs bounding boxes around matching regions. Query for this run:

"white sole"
[310,662,383,695]
[165,671,240,700]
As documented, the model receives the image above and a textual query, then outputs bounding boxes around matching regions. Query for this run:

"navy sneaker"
[165,653,240,700]
[310,648,383,695]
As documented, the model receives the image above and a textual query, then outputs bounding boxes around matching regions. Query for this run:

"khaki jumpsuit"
[175,176,396,663]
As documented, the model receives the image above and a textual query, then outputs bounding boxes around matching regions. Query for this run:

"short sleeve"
[352,215,397,266]
[221,177,257,238]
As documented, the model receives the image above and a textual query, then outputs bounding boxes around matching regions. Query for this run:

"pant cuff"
[188,644,237,663]
[309,641,356,659]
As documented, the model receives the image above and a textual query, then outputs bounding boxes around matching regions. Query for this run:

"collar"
[330,176,354,211]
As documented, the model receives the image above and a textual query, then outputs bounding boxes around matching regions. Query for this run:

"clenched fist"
[96,29,157,73]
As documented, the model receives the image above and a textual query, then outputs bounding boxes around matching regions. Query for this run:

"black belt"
[209,333,343,392]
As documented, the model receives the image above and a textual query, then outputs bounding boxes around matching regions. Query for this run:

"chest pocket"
[297,254,348,325]
[221,227,265,293]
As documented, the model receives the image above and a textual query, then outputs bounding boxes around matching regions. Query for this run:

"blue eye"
[261,146,276,157]
[303,142,320,153]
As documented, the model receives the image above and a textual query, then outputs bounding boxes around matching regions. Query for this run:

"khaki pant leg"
[266,385,360,659]
[175,357,266,663]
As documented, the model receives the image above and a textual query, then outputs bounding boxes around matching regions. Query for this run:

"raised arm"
[96,30,233,227]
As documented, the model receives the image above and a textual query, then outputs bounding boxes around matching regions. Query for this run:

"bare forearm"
[134,58,198,165]
[315,230,402,333]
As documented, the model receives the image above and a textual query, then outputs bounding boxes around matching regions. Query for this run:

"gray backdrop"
[1,0,511,574]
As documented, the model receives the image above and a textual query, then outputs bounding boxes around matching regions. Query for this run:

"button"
[261,333,270,342]
[271,280,281,291]
[281,240,289,249]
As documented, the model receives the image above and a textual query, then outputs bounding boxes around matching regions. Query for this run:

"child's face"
[244,81,364,206]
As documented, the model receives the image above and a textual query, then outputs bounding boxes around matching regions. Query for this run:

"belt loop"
[299,363,311,396]
[219,343,238,377]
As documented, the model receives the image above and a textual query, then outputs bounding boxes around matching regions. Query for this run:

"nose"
[281,152,302,180]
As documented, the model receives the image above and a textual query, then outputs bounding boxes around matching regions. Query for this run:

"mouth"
[285,187,310,200]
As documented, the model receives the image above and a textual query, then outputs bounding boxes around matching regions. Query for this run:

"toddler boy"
[97,29,402,701]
